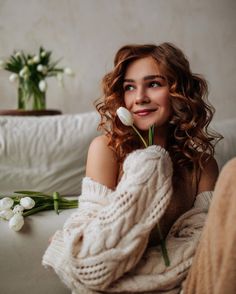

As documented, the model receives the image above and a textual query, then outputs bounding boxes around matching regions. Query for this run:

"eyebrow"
[123,75,166,83]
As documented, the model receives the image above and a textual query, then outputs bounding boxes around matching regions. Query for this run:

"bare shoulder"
[198,155,219,194]
[86,135,119,189]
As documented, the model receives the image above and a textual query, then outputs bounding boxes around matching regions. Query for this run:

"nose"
[135,86,150,104]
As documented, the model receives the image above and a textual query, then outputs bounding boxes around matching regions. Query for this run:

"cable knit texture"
[42,146,212,294]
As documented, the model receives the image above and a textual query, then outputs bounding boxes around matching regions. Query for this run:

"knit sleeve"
[42,177,112,281]
[62,177,113,246]
[107,191,213,293]
[42,145,173,292]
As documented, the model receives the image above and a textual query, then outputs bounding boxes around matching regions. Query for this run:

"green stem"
[18,86,26,109]
[53,192,60,215]
[157,224,170,266]
[132,125,148,148]
[59,200,78,207]
[148,125,170,266]
[23,204,52,217]
[60,204,78,209]
[148,125,155,145]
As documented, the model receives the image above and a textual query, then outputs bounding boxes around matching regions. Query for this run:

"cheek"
[124,94,132,109]
[158,93,172,117]
[155,89,170,106]
[164,97,171,111]
[164,98,172,116]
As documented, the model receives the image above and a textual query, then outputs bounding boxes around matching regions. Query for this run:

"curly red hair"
[95,43,221,172]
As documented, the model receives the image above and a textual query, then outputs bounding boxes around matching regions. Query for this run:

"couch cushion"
[0,112,99,196]
[0,113,235,196]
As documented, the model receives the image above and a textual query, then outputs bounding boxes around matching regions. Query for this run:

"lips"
[133,108,157,116]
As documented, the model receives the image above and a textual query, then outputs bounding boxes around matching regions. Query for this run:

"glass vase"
[18,82,46,110]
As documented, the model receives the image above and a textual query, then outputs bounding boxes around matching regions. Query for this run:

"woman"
[43,43,230,294]
[86,43,219,240]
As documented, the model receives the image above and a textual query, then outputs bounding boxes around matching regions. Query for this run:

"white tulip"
[0,209,14,220]
[41,51,46,58]
[33,55,40,63]
[117,106,148,147]
[37,64,44,72]
[64,67,74,76]
[19,66,28,77]
[15,52,21,58]
[27,58,34,65]
[19,69,25,77]
[37,64,47,75]
[9,214,24,231]
[9,73,18,83]
[13,204,24,214]
[116,107,134,126]
[20,197,35,210]
[38,80,47,92]
[0,197,14,210]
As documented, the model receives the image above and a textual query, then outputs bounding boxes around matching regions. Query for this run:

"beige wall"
[0,0,235,121]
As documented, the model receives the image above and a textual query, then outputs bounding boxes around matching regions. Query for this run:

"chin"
[134,123,154,131]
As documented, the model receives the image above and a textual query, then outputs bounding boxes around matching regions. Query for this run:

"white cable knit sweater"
[42,146,212,294]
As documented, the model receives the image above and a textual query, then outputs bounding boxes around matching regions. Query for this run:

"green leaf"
[148,125,155,146]
[14,190,52,197]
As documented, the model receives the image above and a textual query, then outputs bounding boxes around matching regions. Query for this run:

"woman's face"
[123,57,172,131]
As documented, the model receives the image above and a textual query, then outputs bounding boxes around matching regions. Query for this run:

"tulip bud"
[0,209,14,220]
[36,64,47,74]
[27,58,34,65]
[13,204,24,214]
[64,67,74,76]
[33,55,40,63]
[0,197,14,210]
[15,52,21,58]
[20,197,35,210]
[9,214,24,231]
[9,73,18,83]
[41,51,46,58]
[19,66,29,77]
[38,80,47,92]
[117,107,148,148]
[116,107,134,126]
[37,64,44,72]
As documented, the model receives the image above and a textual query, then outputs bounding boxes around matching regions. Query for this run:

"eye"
[149,81,161,88]
[124,84,135,92]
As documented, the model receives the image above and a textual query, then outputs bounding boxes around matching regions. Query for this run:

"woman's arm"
[197,156,219,194]
[86,135,119,190]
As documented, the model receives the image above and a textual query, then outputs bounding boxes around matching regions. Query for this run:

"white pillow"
[1,112,234,196]
[0,112,99,196]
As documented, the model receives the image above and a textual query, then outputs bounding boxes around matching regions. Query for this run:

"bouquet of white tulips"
[0,191,78,231]
[0,47,74,110]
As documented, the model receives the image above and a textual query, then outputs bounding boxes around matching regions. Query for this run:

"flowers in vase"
[0,47,74,110]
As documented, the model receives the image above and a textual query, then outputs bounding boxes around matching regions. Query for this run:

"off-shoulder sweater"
[42,146,212,294]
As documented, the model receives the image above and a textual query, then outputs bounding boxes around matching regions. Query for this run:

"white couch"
[0,113,235,294]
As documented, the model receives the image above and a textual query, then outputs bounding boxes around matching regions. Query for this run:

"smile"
[133,108,157,117]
